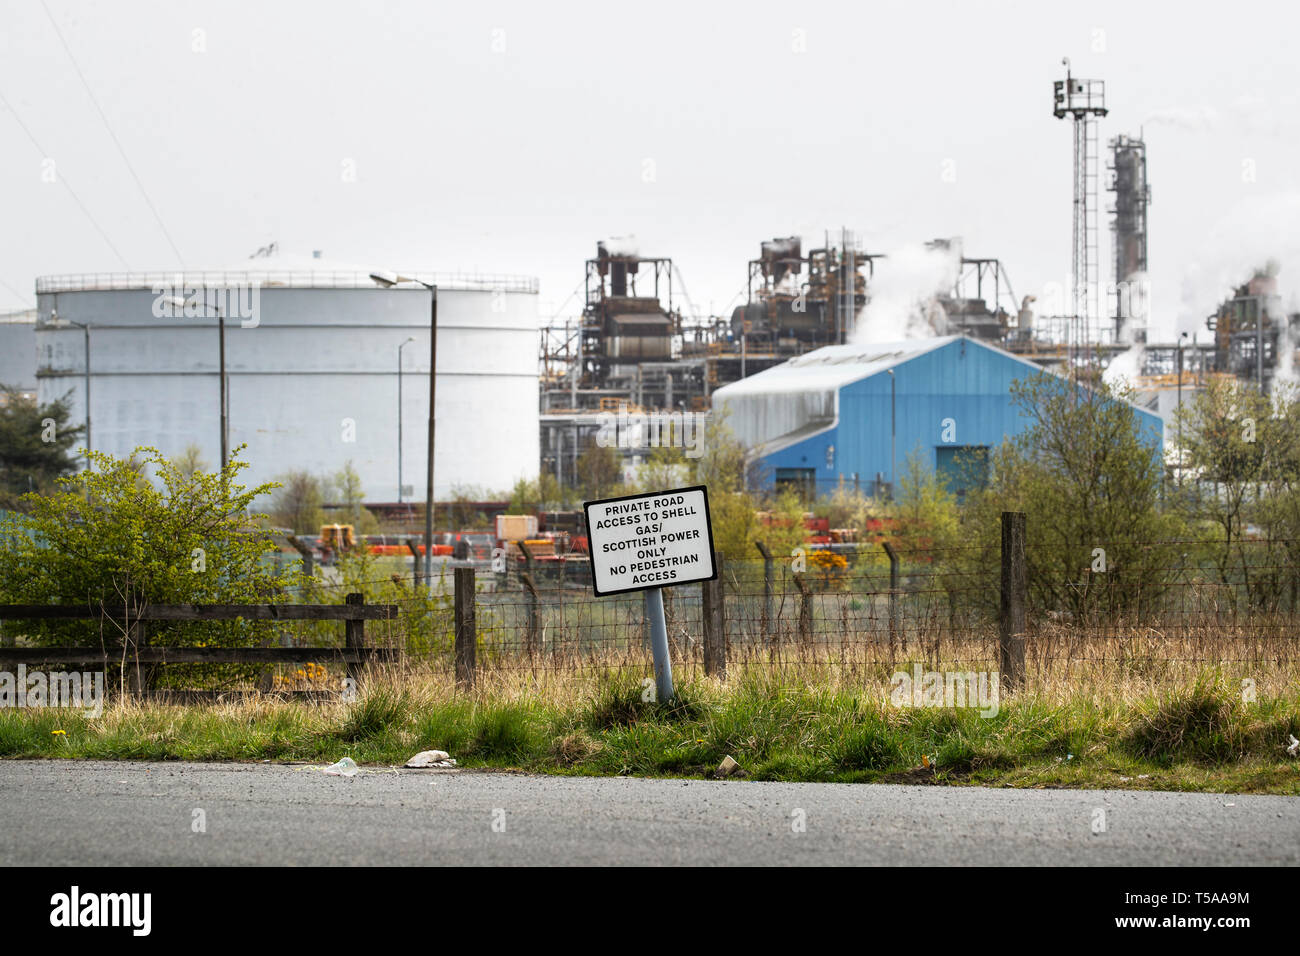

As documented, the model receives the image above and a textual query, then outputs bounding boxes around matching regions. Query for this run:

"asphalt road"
[0,760,1296,865]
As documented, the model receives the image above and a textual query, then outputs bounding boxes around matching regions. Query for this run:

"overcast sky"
[3,0,1298,341]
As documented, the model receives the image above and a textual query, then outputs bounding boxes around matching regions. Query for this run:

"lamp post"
[164,296,227,470]
[1177,331,1188,487]
[397,336,416,507]
[371,271,437,585]
[886,368,896,499]
[48,310,91,468]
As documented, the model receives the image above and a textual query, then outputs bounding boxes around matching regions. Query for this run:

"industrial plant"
[5,61,1298,517]
[533,61,1300,499]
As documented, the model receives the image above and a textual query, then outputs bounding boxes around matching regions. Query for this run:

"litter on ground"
[323,757,359,777]
[405,750,458,769]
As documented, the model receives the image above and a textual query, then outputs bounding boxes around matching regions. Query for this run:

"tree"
[690,407,750,494]
[758,487,811,558]
[634,443,689,493]
[447,484,492,530]
[894,446,960,549]
[170,443,210,480]
[965,372,1182,619]
[679,414,807,564]
[576,442,623,502]
[1175,377,1297,610]
[325,461,379,533]
[0,387,84,508]
[267,470,326,533]
[0,446,294,680]
[506,473,573,513]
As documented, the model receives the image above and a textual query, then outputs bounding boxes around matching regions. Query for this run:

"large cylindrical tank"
[34,262,540,503]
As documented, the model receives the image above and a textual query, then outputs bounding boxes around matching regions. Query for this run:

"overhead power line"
[0,275,34,308]
[0,87,131,269]
[41,0,185,265]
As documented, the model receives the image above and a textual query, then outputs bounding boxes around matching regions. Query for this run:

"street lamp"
[886,368,896,499]
[164,296,227,470]
[48,310,91,468]
[1177,331,1188,487]
[397,336,416,507]
[370,271,437,585]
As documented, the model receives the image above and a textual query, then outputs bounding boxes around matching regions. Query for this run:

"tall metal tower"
[1053,59,1107,356]
[1107,134,1151,344]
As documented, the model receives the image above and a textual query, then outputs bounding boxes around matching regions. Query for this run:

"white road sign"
[584,485,716,596]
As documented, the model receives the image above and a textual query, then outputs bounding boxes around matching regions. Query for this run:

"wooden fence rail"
[0,594,399,693]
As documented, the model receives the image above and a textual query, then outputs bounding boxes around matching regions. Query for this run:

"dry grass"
[1,657,1298,794]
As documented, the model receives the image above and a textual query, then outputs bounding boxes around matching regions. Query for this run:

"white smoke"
[1116,270,1152,343]
[851,242,961,344]
[601,235,640,257]
[1161,192,1300,341]
[1143,95,1276,135]
[1103,343,1145,389]
[1142,105,1223,132]
[1275,313,1300,395]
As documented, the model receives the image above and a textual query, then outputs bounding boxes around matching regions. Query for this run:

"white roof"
[36,248,539,294]
[712,339,967,454]
[712,337,959,397]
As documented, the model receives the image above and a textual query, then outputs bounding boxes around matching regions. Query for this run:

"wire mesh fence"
[7,528,1300,694]
[352,535,1300,691]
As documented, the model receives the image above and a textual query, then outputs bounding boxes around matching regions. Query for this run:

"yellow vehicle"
[320,524,356,551]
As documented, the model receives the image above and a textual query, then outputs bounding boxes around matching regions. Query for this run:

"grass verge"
[2,668,1298,793]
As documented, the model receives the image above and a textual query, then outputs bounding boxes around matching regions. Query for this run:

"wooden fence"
[0,592,398,694]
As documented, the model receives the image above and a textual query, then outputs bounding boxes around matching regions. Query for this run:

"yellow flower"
[52,730,67,736]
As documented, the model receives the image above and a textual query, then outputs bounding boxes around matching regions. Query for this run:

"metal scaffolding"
[1054,59,1108,362]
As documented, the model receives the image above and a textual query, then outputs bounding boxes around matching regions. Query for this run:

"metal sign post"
[584,485,716,703]
[644,587,673,702]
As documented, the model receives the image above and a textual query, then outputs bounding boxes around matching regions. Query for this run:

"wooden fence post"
[882,541,900,648]
[405,539,421,589]
[287,535,314,579]
[999,511,1027,690]
[520,571,540,658]
[344,592,365,689]
[755,541,774,635]
[454,566,477,689]
[793,572,813,646]
[702,552,727,678]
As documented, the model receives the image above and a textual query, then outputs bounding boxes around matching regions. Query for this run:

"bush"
[0,446,294,686]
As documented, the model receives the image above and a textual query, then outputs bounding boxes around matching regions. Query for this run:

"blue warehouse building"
[711,336,1164,499]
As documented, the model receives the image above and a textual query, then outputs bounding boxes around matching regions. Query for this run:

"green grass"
[3,669,1299,793]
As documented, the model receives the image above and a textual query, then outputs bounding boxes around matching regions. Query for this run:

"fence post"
[344,592,365,689]
[454,566,477,689]
[517,540,535,585]
[702,551,727,678]
[520,571,540,658]
[755,540,774,634]
[405,538,421,589]
[793,572,813,646]
[287,535,314,579]
[882,541,900,646]
[999,511,1027,690]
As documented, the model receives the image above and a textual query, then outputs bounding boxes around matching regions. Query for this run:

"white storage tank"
[34,254,540,503]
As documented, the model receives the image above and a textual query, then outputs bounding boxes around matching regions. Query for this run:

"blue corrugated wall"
[756,339,1165,496]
